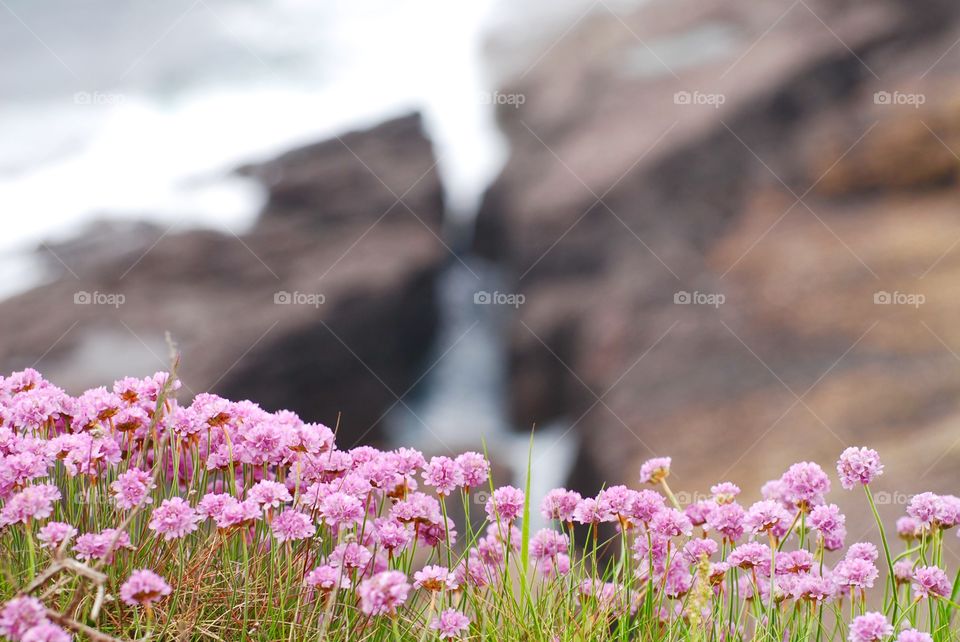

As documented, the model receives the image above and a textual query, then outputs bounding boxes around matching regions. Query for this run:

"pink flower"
[423,456,464,497]
[21,622,71,642]
[196,493,233,520]
[809,504,846,549]
[430,609,470,640]
[573,498,605,525]
[110,468,155,510]
[215,498,261,529]
[846,542,879,563]
[319,491,364,527]
[728,542,770,570]
[529,529,569,561]
[149,497,201,541]
[331,542,373,571]
[357,571,410,616]
[781,462,830,509]
[73,529,132,563]
[745,500,791,534]
[837,447,883,490]
[706,502,746,542]
[896,630,932,642]
[597,486,636,520]
[305,565,349,592]
[681,538,718,565]
[247,480,292,508]
[893,560,914,583]
[0,597,47,640]
[650,509,692,538]
[486,486,524,523]
[271,509,315,542]
[413,565,456,591]
[374,519,412,552]
[639,457,671,484]
[834,558,879,590]
[849,612,892,642]
[711,482,740,504]
[907,493,941,527]
[37,522,77,550]
[0,484,61,526]
[541,489,581,522]
[120,570,172,607]
[454,452,489,488]
[912,566,950,599]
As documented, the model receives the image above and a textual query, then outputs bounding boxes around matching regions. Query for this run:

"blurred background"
[3,0,960,534]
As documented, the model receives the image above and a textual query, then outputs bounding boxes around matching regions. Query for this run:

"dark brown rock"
[0,113,446,447]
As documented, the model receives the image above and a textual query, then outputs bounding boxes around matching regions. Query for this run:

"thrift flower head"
[651,508,693,538]
[454,451,489,488]
[0,596,47,640]
[21,622,71,642]
[837,447,883,490]
[834,558,878,590]
[631,489,667,524]
[912,566,950,599]
[639,457,671,484]
[896,630,933,642]
[849,612,893,642]
[305,565,349,592]
[120,570,172,607]
[781,462,830,509]
[149,497,201,541]
[413,565,455,591]
[110,468,155,511]
[272,509,315,542]
[0,484,60,526]
[430,609,470,640]
[319,492,364,528]
[907,492,941,527]
[423,456,463,497]
[486,485,524,523]
[541,488,581,522]
[893,560,914,583]
[357,571,410,616]
[711,482,740,504]
[73,529,132,563]
[746,499,790,534]
[37,522,76,551]
[248,480,292,508]
[846,542,879,563]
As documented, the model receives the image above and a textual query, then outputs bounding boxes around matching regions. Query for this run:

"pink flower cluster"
[0,367,957,640]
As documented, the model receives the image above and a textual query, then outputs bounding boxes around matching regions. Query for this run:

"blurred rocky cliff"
[0,114,444,448]
[474,0,960,512]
